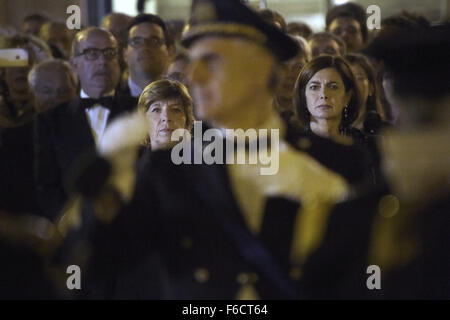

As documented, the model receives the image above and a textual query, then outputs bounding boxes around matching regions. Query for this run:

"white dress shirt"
[81,89,112,144]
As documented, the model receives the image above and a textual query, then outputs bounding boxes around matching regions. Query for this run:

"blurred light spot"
[194,268,210,283]
[378,194,400,218]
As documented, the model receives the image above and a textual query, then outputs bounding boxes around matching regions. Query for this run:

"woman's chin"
[152,139,177,151]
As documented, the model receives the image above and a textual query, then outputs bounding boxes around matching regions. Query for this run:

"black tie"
[80,97,114,110]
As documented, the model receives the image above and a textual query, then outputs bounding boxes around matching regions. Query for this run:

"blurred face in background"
[3,45,37,96]
[40,22,73,58]
[102,13,132,47]
[167,55,190,81]
[4,67,30,94]
[349,62,371,108]
[31,67,77,112]
[329,17,363,53]
[23,19,45,36]
[278,52,308,101]
[309,37,341,57]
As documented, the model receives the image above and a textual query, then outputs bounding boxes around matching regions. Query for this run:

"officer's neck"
[212,94,275,131]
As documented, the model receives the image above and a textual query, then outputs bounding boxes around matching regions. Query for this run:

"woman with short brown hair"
[138,79,194,150]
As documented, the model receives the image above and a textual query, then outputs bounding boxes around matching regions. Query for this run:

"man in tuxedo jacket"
[62,0,352,299]
[34,28,138,222]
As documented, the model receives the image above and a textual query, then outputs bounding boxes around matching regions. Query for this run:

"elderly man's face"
[124,22,170,81]
[329,17,363,53]
[71,31,120,96]
[187,37,275,124]
[32,69,77,112]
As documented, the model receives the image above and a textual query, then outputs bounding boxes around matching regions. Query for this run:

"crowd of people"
[0,0,448,299]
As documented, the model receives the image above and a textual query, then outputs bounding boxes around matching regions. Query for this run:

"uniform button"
[290,267,302,280]
[237,273,249,285]
[378,195,400,218]
[297,137,311,150]
[237,272,259,285]
[180,236,193,249]
[249,273,259,284]
[194,268,210,283]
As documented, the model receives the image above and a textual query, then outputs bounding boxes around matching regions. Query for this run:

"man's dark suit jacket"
[34,94,137,221]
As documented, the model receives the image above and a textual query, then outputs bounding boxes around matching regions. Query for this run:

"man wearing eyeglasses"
[34,27,137,222]
[121,14,173,97]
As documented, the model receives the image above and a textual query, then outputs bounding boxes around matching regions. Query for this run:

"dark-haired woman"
[345,53,390,135]
[294,55,380,186]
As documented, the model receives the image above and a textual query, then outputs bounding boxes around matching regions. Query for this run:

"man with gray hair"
[34,27,138,221]
[28,59,78,113]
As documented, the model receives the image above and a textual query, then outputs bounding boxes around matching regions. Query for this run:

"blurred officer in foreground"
[59,0,353,299]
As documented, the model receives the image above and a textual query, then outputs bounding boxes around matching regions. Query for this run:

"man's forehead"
[332,17,360,28]
[130,23,164,37]
[313,38,338,47]
[78,31,116,48]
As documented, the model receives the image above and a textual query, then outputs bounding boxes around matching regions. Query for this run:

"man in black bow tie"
[34,27,137,222]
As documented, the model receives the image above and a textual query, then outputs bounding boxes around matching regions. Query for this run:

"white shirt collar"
[128,77,143,98]
[80,89,115,99]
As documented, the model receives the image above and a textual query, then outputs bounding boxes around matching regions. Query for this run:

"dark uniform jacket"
[64,124,356,299]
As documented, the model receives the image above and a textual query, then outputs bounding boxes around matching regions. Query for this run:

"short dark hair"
[23,14,48,23]
[126,14,171,46]
[326,3,368,42]
[287,22,312,39]
[259,9,287,33]
[294,55,361,132]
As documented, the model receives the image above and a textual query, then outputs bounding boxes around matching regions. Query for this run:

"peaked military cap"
[181,0,299,62]
[364,23,450,97]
